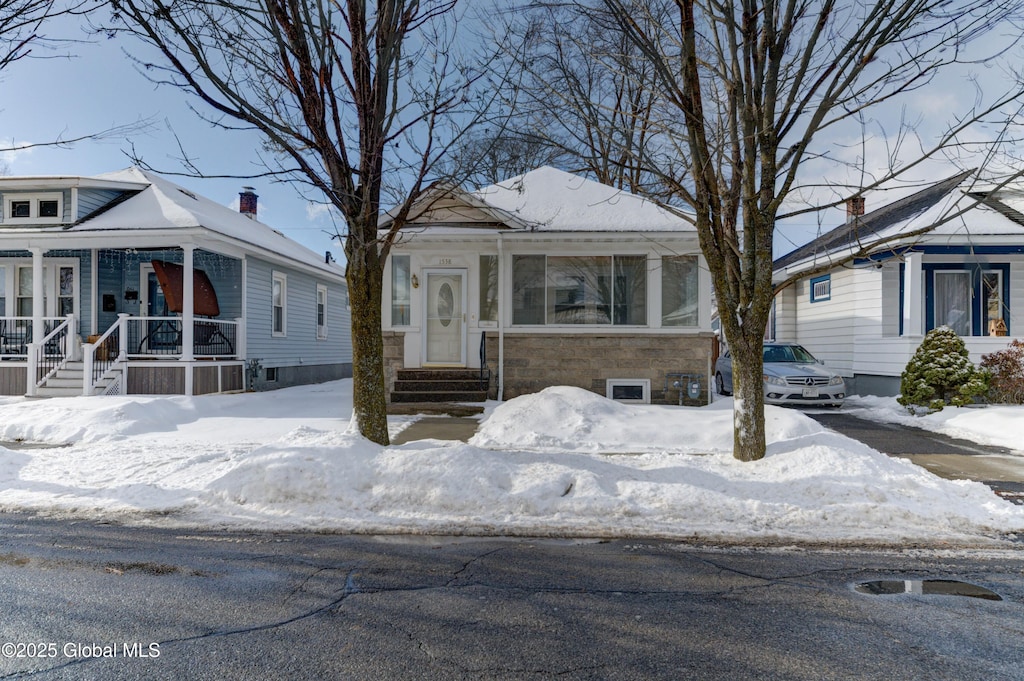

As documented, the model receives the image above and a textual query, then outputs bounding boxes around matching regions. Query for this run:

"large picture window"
[661,255,699,327]
[512,254,647,326]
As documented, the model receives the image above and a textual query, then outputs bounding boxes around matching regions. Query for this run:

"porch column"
[181,245,195,364]
[30,247,44,344]
[902,252,923,337]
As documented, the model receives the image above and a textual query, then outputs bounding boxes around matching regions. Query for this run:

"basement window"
[606,379,651,404]
[265,367,278,382]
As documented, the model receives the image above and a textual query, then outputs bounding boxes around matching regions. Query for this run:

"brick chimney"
[239,187,258,220]
[846,195,865,221]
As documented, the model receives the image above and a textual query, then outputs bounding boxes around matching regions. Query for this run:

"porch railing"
[83,313,127,395]
[1,317,66,360]
[124,316,240,358]
[27,315,75,394]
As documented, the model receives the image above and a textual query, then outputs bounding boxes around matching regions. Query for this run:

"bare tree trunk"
[729,341,766,462]
[347,249,389,445]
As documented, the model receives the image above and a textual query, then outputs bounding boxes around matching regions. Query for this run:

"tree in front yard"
[555,0,1024,460]
[108,0,496,444]
[898,326,989,414]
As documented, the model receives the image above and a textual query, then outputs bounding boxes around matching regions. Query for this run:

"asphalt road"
[806,410,1024,503]
[0,516,1022,680]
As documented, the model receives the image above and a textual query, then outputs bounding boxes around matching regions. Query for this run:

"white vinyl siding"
[794,268,857,375]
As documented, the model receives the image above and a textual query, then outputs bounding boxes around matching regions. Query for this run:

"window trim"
[923,263,1011,336]
[316,283,328,339]
[810,274,831,303]
[271,271,287,337]
[2,192,64,225]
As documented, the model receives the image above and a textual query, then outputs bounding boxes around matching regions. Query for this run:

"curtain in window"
[934,271,971,336]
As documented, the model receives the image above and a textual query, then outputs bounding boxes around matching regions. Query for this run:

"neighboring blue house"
[772,169,1024,396]
[0,168,351,396]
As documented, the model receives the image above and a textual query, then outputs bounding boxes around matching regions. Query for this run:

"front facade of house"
[0,169,351,397]
[772,171,1024,396]
[381,167,716,405]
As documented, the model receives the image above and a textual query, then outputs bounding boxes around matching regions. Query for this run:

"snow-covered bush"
[981,339,1024,404]
[897,326,989,414]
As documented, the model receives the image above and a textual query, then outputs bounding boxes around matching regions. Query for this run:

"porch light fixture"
[411,274,419,288]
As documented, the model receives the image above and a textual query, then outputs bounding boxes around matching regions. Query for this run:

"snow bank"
[0,382,1021,544]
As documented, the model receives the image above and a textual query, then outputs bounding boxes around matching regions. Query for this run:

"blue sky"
[3,10,1020,262]
[0,14,344,261]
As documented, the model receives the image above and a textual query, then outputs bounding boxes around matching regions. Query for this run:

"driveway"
[806,411,1024,504]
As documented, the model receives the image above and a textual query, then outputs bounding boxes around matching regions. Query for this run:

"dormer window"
[3,193,64,224]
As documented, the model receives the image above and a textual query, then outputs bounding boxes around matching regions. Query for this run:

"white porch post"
[90,249,99,336]
[30,247,44,344]
[181,245,195,396]
[902,252,923,337]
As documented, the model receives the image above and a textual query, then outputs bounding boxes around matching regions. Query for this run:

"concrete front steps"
[389,368,489,415]
[34,361,121,397]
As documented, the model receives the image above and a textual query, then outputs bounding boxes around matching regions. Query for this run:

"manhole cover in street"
[855,579,1002,601]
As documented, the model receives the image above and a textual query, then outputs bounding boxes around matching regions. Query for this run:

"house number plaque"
[437,258,454,266]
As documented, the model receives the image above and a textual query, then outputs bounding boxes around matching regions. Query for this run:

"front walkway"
[390,417,481,445]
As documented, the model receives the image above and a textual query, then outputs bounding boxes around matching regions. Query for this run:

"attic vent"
[178,189,197,200]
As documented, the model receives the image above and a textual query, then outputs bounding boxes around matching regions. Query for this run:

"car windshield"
[763,345,817,363]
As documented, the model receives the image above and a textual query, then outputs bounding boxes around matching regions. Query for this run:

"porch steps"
[34,361,121,398]
[390,368,489,405]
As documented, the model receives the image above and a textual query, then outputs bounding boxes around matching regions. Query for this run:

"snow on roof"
[775,170,1024,275]
[70,168,344,279]
[469,167,695,233]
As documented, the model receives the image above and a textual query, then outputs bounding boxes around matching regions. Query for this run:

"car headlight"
[829,375,844,386]
[764,374,787,387]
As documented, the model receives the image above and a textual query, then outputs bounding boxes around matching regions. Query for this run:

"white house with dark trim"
[379,166,715,406]
[0,168,351,397]
[772,170,1024,396]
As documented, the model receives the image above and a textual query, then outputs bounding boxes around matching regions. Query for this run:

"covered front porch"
[0,245,246,396]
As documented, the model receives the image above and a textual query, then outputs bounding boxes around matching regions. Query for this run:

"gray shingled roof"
[773,169,975,270]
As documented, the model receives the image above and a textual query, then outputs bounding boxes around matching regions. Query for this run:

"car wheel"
[716,372,731,396]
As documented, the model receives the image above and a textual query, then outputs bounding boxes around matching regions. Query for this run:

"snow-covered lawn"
[0,381,1021,545]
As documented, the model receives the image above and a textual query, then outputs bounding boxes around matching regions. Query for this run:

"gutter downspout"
[497,232,505,403]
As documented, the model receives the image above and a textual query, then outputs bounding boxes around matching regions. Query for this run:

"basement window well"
[606,379,650,404]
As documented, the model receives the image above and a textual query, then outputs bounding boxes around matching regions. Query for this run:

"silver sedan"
[715,343,846,407]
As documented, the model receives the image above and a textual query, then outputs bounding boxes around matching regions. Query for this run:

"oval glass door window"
[437,282,454,327]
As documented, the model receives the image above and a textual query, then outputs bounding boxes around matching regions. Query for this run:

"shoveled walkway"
[808,411,1024,504]
[391,417,480,445]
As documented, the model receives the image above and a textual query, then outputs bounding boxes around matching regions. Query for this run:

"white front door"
[423,269,466,365]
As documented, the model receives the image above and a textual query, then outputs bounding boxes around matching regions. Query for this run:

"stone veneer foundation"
[383,331,718,406]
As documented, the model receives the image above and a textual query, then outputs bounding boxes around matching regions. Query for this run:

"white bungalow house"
[378,166,715,406]
[0,168,351,397]
[772,169,1024,396]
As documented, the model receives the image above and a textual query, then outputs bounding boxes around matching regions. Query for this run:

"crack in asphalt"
[1,569,362,679]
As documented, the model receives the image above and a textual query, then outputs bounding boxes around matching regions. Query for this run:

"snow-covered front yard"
[0,381,1021,545]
